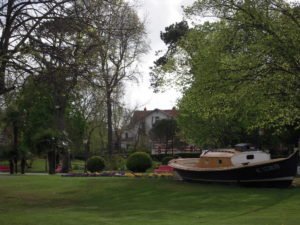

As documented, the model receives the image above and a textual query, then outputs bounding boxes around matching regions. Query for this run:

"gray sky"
[125,0,195,110]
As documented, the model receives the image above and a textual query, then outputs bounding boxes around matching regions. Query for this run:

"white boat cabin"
[198,149,271,168]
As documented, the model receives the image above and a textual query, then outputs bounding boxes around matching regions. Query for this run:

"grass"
[0,158,86,173]
[1,176,300,225]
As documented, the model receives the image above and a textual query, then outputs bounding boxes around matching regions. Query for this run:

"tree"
[150,119,179,154]
[3,105,23,174]
[79,0,148,157]
[152,0,300,148]
[71,83,108,162]
[25,4,99,172]
[150,21,190,92]
[0,0,70,95]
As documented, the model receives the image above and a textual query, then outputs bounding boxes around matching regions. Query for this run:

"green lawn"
[2,158,86,173]
[1,176,300,225]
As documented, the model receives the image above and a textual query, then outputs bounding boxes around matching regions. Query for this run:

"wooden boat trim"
[169,151,298,172]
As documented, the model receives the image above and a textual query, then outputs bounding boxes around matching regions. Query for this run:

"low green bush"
[106,155,126,170]
[126,152,152,172]
[161,156,174,165]
[86,156,105,172]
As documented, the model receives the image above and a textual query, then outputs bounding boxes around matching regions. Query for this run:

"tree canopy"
[0,0,147,173]
[151,0,300,148]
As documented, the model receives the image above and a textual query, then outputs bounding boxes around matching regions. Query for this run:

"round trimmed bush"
[86,156,105,172]
[126,152,152,172]
[161,156,173,165]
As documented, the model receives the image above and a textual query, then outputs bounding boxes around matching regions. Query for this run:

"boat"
[168,144,299,187]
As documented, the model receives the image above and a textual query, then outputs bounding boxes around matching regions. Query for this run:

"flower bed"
[61,171,173,178]
[0,165,9,172]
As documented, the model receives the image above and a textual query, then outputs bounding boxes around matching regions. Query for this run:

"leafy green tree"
[15,79,56,173]
[3,105,24,174]
[0,0,71,95]
[25,5,97,172]
[78,0,148,157]
[152,0,300,148]
[15,78,86,174]
[150,119,179,154]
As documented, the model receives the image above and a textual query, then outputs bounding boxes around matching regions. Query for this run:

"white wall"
[144,110,172,134]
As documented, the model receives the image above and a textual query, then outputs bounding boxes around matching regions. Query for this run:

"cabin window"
[247,155,254,160]
[218,159,222,164]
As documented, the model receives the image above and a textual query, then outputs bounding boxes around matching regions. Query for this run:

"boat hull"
[171,151,299,187]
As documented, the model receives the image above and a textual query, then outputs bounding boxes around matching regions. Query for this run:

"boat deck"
[169,157,286,172]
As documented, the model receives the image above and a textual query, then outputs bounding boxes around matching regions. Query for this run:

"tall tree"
[79,0,148,157]
[0,0,70,95]
[25,4,94,172]
[150,119,179,154]
[152,0,300,148]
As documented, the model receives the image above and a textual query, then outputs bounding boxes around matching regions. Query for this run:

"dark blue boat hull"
[173,151,299,187]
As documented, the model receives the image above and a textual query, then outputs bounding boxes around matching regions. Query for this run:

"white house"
[121,107,178,150]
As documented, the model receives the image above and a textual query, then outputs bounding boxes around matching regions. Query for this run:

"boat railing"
[202,149,236,155]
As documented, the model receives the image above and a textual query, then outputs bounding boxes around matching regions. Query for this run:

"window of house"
[152,116,160,125]
[125,132,128,139]
[218,159,222,164]
[247,155,254,160]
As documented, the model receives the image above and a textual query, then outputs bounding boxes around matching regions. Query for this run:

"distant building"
[121,107,200,155]
[121,107,177,151]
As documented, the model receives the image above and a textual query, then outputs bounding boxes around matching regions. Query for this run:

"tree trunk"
[54,99,70,173]
[0,62,6,95]
[13,156,18,174]
[61,152,70,173]
[106,93,113,158]
[45,156,48,172]
[13,123,18,174]
[48,151,56,174]
[21,157,26,174]
[9,159,14,174]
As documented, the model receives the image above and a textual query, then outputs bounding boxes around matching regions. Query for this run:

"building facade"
[121,108,177,151]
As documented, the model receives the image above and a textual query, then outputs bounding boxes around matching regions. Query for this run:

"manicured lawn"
[1,176,300,225]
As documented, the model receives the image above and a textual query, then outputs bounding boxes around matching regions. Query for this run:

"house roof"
[128,108,178,128]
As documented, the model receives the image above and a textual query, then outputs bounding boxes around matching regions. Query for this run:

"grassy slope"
[0,176,300,225]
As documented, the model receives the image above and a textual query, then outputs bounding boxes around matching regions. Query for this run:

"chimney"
[144,107,147,111]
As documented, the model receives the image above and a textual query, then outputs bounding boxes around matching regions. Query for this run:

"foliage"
[151,21,190,92]
[31,128,59,152]
[150,119,179,146]
[0,1,70,95]
[65,102,87,157]
[152,0,300,148]
[150,119,178,142]
[105,155,126,170]
[86,156,106,172]
[161,156,174,165]
[126,152,152,172]
[153,21,189,69]
[0,144,12,160]
[76,0,148,156]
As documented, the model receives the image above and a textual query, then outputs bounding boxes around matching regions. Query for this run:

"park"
[0,1,299,225]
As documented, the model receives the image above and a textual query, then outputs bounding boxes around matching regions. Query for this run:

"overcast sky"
[125,0,195,110]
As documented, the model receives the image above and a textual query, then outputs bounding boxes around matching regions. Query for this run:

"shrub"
[86,156,105,172]
[161,156,174,165]
[106,155,126,170]
[126,152,152,172]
